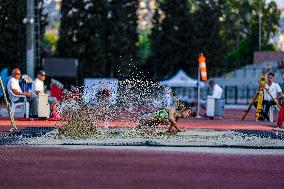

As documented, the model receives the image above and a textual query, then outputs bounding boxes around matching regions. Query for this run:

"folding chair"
[7,87,30,118]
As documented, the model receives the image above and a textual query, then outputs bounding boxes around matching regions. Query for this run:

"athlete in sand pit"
[139,107,192,132]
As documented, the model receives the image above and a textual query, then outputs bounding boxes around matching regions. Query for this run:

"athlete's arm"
[168,108,183,132]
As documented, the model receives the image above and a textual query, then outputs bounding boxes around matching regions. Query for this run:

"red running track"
[0,147,284,189]
[0,120,277,134]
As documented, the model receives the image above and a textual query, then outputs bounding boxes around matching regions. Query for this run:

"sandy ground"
[0,109,284,147]
[22,127,284,148]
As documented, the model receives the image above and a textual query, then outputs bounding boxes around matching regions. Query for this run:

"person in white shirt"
[32,70,57,114]
[261,73,283,121]
[32,71,45,95]
[7,68,37,117]
[208,80,223,99]
[200,80,223,118]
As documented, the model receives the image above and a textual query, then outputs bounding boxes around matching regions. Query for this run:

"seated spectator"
[7,68,38,117]
[32,70,57,116]
[207,80,223,99]
[199,80,223,117]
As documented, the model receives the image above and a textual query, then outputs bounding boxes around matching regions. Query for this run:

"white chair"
[11,95,29,118]
[7,88,30,118]
[6,81,30,118]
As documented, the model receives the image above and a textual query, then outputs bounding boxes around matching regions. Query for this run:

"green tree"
[0,0,47,72]
[149,0,194,80]
[191,0,226,77]
[223,0,280,69]
[250,0,280,49]
[148,0,280,79]
[79,0,110,77]
[136,29,152,62]
[57,0,138,79]
[35,0,49,66]
[0,1,26,71]
[219,0,251,50]
[57,0,86,59]
[41,32,58,54]
[108,0,138,78]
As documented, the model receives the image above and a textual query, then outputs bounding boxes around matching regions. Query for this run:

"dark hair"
[209,80,216,85]
[268,73,275,77]
[38,70,46,75]
[182,106,192,111]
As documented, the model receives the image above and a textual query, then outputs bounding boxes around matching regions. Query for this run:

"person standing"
[262,73,283,121]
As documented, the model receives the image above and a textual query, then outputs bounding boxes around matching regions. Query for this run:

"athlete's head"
[181,107,192,119]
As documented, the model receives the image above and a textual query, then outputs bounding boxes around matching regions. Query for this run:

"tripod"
[0,77,17,131]
[242,74,281,121]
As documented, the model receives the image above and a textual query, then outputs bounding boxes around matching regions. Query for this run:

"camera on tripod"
[242,73,281,121]
[259,73,267,88]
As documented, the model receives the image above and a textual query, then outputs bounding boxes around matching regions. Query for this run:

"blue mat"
[0,127,55,145]
[235,130,284,140]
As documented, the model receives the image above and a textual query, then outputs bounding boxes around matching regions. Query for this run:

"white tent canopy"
[160,69,205,87]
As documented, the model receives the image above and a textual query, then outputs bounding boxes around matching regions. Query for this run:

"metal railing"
[172,86,261,105]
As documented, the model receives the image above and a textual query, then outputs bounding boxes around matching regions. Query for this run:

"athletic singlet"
[154,109,169,122]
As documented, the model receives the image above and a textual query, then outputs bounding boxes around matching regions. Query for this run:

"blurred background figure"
[208,80,223,99]
[32,70,58,118]
[7,68,38,117]
[262,72,282,121]
[205,80,224,119]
